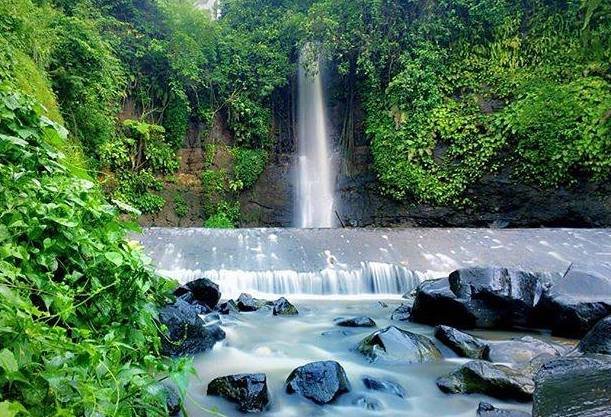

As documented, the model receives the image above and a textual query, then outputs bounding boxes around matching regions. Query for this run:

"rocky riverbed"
[158,265,610,417]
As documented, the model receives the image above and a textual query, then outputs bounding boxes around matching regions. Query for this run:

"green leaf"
[0,401,28,417]
[0,349,18,373]
[104,251,123,267]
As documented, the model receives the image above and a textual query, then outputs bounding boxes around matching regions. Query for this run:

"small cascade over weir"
[295,45,336,228]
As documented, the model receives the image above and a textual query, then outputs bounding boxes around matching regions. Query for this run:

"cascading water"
[295,45,336,228]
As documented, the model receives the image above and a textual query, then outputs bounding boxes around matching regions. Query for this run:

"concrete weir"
[136,228,611,298]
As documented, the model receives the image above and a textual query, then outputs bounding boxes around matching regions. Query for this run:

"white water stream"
[295,45,336,228]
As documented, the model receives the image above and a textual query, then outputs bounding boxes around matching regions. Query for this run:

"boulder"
[159,299,225,356]
[272,297,298,315]
[577,315,611,355]
[436,360,534,402]
[202,312,221,325]
[217,299,239,315]
[536,264,611,338]
[390,304,412,321]
[412,268,553,330]
[176,292,211,314]
[434,325,487,359]
[485,337,566,365]
[477,402,531,417]
[285,361,351,404]
[351,395,383,410]
[183,278,221,309]
[162,384,183,417]
[448,267,544,327]
[533,356,611,417]
[362,375,407,398]
[411,278,498,329]
[236,293,271,312]
[335,316,376,327]
[207,374,270,413]
[356,326,442,363]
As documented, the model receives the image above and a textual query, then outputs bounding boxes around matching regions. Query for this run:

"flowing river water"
[138,227,611,416]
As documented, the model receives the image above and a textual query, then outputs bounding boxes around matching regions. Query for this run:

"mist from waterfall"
[295,45,335,228]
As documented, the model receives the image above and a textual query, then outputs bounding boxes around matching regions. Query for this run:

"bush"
[174,193,188,218]
[0,86,188,416]
[231,147,268,190]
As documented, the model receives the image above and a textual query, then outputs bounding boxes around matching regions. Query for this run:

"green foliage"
[0,86,187,416]
[113,170,166,214]
[308,0,611,204]
[231,147,268,190]
[203,201,240,229]
[174,193,188,218]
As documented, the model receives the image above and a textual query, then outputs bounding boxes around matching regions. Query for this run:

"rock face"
[356,326,442,363]
[436,360,534,402]
[578,315,611,355]
[448,267,544,327]
[176,278,221,309]
[159,299,226,356]
[477,402,531,417]
[285,361,351,404]
[207,374,270,413]
[272,297,298,315]
[533,356,611,417]
[335,316,376,327]
[390,304,412,321]
[236,293,269,312]
[537,264,611,338]
[411,277,498,329]
[362,375,407,398]
[217,299,239,315]
[485,337,566,364]
[434,325,487,359]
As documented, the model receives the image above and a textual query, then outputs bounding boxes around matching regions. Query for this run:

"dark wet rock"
[436,360,534,402]
[207,373,270,413]
[159,299,226,356]
[236,293,260,312]
[577,315,611,355]
[335,316,376,327]
[378,301,389,308]
[285,360,351,404]
[175,278,221,310]
[272,297,298,315]
[176,292,211,314]
[362,375,407,398]
[217,299,239,315]
[536,264,611,338]
[411,278,498,329]
[533,356,611,417]
[351,395,383,410]
[356,326,442,363]
[322,329,355,337]
[434,325,487,359]
[477,402,531,417]
[390,304,412,321]
[485,336,566,364]
[449,267,545,327]
[163,384,183,417]
[202,312,221,325]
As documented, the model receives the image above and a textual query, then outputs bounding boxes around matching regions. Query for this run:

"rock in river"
[533,356,611,417]
[412,267,550,329]
[335,316,376,327]
[434,325,487,359]
[356,326,441,363]
[217,299,239,315]
[477,402,531,417]
[272,297,298,315]
[285,360,351,404]
[577,315,611,355]
[159,299,225,357]
[236,293,271,312]
[362,375,407,398]
[536,263,611,338]
[484,336,566,364]
[174,277,221,309]
[390,303,412,321]
[207,373,270,413]
[436,360,534,402]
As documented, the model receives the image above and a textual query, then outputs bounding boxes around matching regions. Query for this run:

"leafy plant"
[231,147,268,190]
[174,193,188,218]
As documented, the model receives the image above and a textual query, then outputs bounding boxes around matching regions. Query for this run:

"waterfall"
[295,45,335,228]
